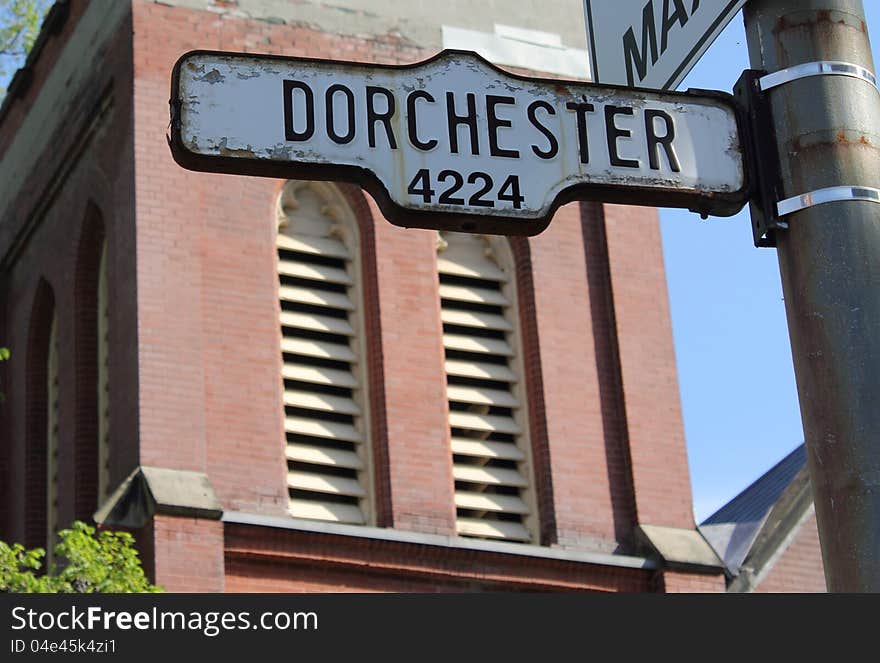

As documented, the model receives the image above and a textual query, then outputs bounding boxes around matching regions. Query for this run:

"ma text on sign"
[586,0,749,90]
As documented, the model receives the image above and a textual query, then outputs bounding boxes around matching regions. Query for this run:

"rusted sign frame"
[169,49,751,236]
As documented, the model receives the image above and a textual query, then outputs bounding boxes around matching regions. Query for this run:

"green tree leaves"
[0,539,47,592]
[0,0,53,93]
[0,521,163,593]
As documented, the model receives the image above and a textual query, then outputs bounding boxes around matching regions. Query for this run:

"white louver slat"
[278,284,354,311]
[441,309,512,331]
[445,359,517,383]
[281,337,356,362]
[277,233,350,259]
[455,491,530,514]
[286,443,364,470]
[437,256,508,282]
[284,416,362,443]
[453,465,529,488]
[280,310,354,336]
[438,283,510,306]
[450,437,526,461]
[443,333,514,357]
[439,232,536,544]
[282,363,358,388]
[283,390,361,416]
[277,259,352,285]
[277,188,371,527]
[447,384,519,408]
[456,518,531,542]
[448,411,521,436]
[288,471,367,497]
[288,500,365,525]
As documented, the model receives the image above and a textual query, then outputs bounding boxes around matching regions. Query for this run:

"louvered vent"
[97,242,110,503]
[438,233,535,543]
[277,183,370,526]
[47,316,59,551]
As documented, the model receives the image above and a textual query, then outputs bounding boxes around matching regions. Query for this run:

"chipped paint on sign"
[170,49,747,235]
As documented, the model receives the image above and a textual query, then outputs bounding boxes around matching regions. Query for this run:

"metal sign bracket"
[736,62,880,248]
[734,69,784,248]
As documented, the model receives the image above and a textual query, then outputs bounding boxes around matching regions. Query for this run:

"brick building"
[0,0,824,592]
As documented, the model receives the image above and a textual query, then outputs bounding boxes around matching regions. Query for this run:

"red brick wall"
[370,201,456,534]
[224,524,652,593]
[660,570,726,593]
[341,186,393,527]
[190,172,287,513]
[604,204,694,528]
[509,236,554,543]
[754,511,827,593]
[132,1,210,477]
[580,202,638,547]
[129,0,696,559]
[151,515,225,592]
[528,203,620,550]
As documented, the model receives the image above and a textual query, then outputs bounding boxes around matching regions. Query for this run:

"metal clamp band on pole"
[759,61,878,92]
[776,185,880,217]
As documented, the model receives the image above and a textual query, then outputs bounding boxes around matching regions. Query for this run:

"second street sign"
[170,49,748,235]
[585,0,748,91]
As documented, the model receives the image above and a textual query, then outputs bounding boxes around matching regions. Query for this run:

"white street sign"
[170,50,747,235]
[585,0,748,90]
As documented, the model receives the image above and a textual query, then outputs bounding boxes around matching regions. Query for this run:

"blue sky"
[663,6,880,522]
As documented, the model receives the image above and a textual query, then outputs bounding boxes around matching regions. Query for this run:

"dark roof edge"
[727,465,815,592]
[0,1,70,129]
[701,443,806,526]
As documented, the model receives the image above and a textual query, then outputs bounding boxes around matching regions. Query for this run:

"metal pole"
[743,0,880,591]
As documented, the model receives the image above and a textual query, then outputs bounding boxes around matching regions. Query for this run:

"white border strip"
[760,61,878,92]
[776,185,880,217]
[222,511,657,570]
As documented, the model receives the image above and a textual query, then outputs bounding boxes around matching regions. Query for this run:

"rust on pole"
[743,0,880,590]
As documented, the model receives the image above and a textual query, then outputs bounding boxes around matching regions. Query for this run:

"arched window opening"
[276,181,373,526]
[437,232,538,543]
